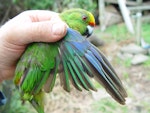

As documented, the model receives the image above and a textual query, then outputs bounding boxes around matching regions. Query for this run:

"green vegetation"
[92,98,128,113]
[142,23,150,43]
[115,57,132,68]
[0,82,35,113]
[142,101,150,113]
[143,59,150,67]
[93,80,103,89]
[8,89,35,113]
[96,22,150,43]
[13,0,97,13]
[103,24,132,42]
[123,72,129,80]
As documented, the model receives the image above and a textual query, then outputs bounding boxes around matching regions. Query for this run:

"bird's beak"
[87,25,94,38]
[84,25,94,38]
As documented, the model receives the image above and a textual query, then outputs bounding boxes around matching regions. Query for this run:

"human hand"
[0,10,67,82]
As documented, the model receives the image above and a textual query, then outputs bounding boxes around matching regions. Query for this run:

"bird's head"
[60,8,95,37]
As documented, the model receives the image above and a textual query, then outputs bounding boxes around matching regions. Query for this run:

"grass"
[120,58,132,68]
[114,56,132,68]
[103,24,132,42]
[142,23,150,43]
[91,98,128,113]
[143,58,150,67]
[141,101,150,113]
[0,82,35,113]
[95,22,150,43]
[94,23,133,42]
[123,72,129,80]
[9,89,35,113]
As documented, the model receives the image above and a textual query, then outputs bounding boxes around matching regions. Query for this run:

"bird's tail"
[29,91,45,113]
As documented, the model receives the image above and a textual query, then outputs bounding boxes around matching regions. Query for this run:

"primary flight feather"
[14,8,127,113]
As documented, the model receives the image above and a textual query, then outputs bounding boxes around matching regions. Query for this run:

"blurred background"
[0,0,150,113]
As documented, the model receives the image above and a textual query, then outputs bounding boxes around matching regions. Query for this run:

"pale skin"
[0,10,67,82]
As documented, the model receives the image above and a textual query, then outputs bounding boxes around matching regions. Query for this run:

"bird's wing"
[58,28,127,104]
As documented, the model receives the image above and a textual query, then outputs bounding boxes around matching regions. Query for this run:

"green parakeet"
[14,8,127,113]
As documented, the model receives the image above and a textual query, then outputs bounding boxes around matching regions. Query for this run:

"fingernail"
[52,22,66,36]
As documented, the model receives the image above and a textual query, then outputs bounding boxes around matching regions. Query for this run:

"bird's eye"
[82,15,87,21]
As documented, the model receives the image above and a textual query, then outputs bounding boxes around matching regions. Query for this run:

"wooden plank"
[118,0,135,34]
[99,0,106,31]
[128,5,150,11]
[135,12,142,45]
[105,0,140,6]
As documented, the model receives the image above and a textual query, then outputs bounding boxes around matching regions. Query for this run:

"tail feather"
[29,91,45,113]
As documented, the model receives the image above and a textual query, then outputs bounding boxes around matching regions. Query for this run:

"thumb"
[23,20,67,44]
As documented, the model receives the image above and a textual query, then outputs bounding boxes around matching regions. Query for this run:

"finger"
[21,10,59,22]
[1,10,68,45]
[25,20,68,43]
[5,19,67,45]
